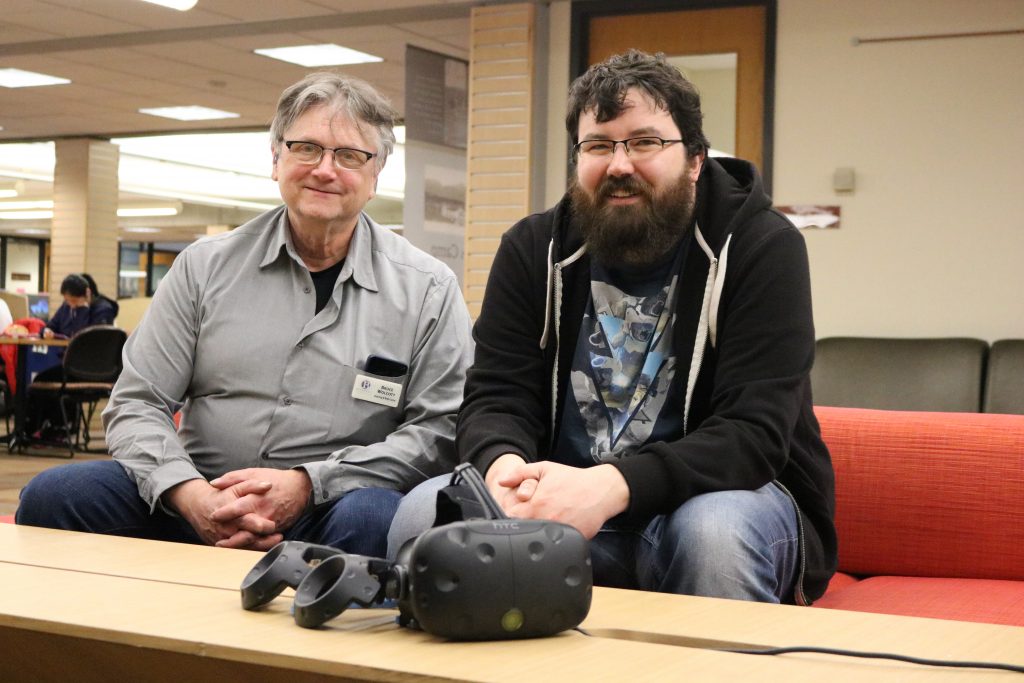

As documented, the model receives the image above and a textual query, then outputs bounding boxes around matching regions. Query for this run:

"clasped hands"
[165,468,312,551]
[485,453,630,539]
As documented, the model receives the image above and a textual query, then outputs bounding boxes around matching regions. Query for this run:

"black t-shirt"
[308,259,345,314]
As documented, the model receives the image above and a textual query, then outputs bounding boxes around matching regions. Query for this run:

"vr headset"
[240,464,593,640]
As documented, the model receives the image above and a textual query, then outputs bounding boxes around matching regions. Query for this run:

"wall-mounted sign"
[405,45,468,149]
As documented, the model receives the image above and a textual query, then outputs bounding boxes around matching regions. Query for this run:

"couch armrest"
[815,406,1024,580]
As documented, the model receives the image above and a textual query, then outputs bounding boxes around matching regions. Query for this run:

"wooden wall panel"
[51,139,119,307]
[464,3,535,319]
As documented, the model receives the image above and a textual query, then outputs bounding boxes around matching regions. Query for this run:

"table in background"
[0,335,69,453]
[0,524,1021,682]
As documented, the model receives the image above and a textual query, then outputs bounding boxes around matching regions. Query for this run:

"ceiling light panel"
[139,106,239,121]
[138,0,199,10]
[0,69,70,88]
[253,44,382,67]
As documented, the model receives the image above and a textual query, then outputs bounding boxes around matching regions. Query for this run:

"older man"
[18,73,473,557]
[390,50,835,605]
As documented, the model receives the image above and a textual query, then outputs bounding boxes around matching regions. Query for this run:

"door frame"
[569,0,777,191]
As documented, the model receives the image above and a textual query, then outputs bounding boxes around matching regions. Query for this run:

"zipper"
[548,262,564,447]
[773,480,810,606]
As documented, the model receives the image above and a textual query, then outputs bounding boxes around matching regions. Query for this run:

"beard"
[569,164,697,269]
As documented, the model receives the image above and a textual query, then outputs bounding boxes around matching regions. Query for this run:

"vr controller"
[240,464,593,640]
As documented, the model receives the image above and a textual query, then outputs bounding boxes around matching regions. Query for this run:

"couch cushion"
[814,576,1024,626]
[816,406,1024,580]
[812,337,987,412]
[823,571,860,595]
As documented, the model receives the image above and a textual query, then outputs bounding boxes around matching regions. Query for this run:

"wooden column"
[51,138,119,305]
[464,3,536,319]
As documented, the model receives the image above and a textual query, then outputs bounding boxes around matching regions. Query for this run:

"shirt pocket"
[330,363,407,446]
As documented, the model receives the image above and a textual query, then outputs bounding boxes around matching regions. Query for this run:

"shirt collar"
[338,213,378,292]
[259,206,293,269]
[259,207,379,292]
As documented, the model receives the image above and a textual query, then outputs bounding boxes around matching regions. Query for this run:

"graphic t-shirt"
[554,236,690,466]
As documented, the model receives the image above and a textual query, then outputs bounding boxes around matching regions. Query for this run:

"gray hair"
[270,72,398,172]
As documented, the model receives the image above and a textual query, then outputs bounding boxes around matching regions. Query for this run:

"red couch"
[813,406,1024,625]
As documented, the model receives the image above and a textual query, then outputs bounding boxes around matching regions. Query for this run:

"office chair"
[28,325,128,456]
[0,376,11,438]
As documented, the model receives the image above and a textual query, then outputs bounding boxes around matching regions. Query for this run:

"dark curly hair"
[566,49,710,158]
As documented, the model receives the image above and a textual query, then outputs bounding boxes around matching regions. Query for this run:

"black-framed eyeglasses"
[573,136,684,159]
[283,140,375,170]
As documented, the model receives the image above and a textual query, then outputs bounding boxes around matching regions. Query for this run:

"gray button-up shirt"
[103,206,473,511]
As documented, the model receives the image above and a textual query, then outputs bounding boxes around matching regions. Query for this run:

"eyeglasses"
[574,136,684,160]
[283,140,375,170]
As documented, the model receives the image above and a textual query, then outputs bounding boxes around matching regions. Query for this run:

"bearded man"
[389,50,836,605]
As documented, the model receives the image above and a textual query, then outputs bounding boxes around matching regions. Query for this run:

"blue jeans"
[16,460,401,557]
[388,474,800,603]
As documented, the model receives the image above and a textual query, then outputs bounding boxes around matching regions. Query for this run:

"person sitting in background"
[0,297,12,334]
[0,297,13,412]
[42,273,117,339]
[80,273,120,322]
[27,274,118,441]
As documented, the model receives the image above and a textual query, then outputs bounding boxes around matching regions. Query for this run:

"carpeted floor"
[0,403,111,516]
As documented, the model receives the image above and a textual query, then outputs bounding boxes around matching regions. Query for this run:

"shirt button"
[304,287,311,294]
[283,396,292,406]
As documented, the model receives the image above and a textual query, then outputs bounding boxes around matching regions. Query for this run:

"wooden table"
[0,524,1022,682]
[0,336,70,453]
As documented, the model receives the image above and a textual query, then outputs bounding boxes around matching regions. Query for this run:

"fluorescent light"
[0,200,180,218]
[118,207,179,217]
[15,228,50,236]
[139,106,239,121]
[0,210,53,220]
[138,0,198,10]
[0,190,16,198]
[254,44,382,67]
[124,227,162,233]
[0,68,70,88]
[0,200,52,210]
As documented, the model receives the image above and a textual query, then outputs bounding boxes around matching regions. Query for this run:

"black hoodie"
[457,157,837,603]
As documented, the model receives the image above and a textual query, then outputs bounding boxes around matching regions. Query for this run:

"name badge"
[351,374,403,408]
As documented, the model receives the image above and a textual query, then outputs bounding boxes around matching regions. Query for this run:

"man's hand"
[485,453,533,514]
[163,478,281,550]
[498,461,630,539]
[209,468,313,546]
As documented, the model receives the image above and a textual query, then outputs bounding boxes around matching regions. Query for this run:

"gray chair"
[983,340,1024,415]
[811,337,988,412]
[28,325,128,455]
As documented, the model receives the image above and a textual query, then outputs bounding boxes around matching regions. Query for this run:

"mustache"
[596,175,652,202]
